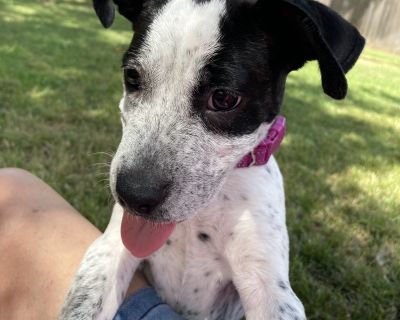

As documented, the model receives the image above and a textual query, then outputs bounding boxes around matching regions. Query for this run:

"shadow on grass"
[0,0,133,227]
[280,76,400,319]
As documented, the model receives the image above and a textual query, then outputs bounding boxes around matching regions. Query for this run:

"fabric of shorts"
[113,287,183,320]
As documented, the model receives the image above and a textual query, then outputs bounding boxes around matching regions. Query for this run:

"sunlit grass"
[1,1,399,319]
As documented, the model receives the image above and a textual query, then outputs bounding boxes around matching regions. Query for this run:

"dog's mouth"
[121,210,176,258]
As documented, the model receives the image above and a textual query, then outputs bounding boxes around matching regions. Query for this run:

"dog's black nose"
[115,169,170,216]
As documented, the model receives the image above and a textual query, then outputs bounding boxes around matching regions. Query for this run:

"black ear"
[93,0,115,28]
[280,0,365,99]
[93,0,143,28]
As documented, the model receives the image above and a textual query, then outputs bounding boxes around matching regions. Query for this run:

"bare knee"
[0,169,44,306]
[0,168,37,183]
[0,168,40,200]
[0,169,44,242]
[0,168,40,216]
[0,169,97,319]
[1,167,75,215]
[0,167,76,235]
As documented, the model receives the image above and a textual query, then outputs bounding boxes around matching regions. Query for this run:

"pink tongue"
[121,211,176,258]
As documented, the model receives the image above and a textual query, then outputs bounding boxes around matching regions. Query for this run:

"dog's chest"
[141,162,284,319]
[143,214,237,318]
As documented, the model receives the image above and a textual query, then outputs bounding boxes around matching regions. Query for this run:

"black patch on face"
[123,1,288,137]
[119,0,364,138]
[192,4,289,136]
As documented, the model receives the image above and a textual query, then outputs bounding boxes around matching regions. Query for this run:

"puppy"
[60,0,364,319]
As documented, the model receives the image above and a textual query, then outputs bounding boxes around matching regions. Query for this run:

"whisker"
[90,151,115,158]
[93,163,111,168]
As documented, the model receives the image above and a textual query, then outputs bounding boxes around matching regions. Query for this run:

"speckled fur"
[60,0,306,319]
[61,159,305,320]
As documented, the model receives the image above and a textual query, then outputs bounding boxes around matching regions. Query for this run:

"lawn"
[0,0,399,319]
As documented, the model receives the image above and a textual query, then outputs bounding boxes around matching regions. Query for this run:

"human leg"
[0,168,100,320]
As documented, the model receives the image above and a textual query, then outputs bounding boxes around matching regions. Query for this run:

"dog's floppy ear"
[93,0,115,28]
[278,0,365,99]
[93,0,143,28]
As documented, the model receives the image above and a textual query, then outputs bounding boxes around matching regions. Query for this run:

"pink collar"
[236,116,286,168]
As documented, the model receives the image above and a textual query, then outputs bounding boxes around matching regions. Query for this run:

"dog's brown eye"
[208,89,242,111]
[124,68,141,91]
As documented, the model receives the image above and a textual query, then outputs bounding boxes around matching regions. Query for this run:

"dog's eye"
[208,89,242,111]
[124,68,141,91]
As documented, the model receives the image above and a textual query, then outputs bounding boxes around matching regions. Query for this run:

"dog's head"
[94,0,364,223]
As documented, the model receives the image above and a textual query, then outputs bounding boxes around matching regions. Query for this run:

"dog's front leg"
[60,204,140,320]
[225,212,306,320]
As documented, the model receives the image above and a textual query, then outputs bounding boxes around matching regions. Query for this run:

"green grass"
[1,0,399,319]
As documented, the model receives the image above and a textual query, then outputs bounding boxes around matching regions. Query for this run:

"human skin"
[0,168,147,320]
